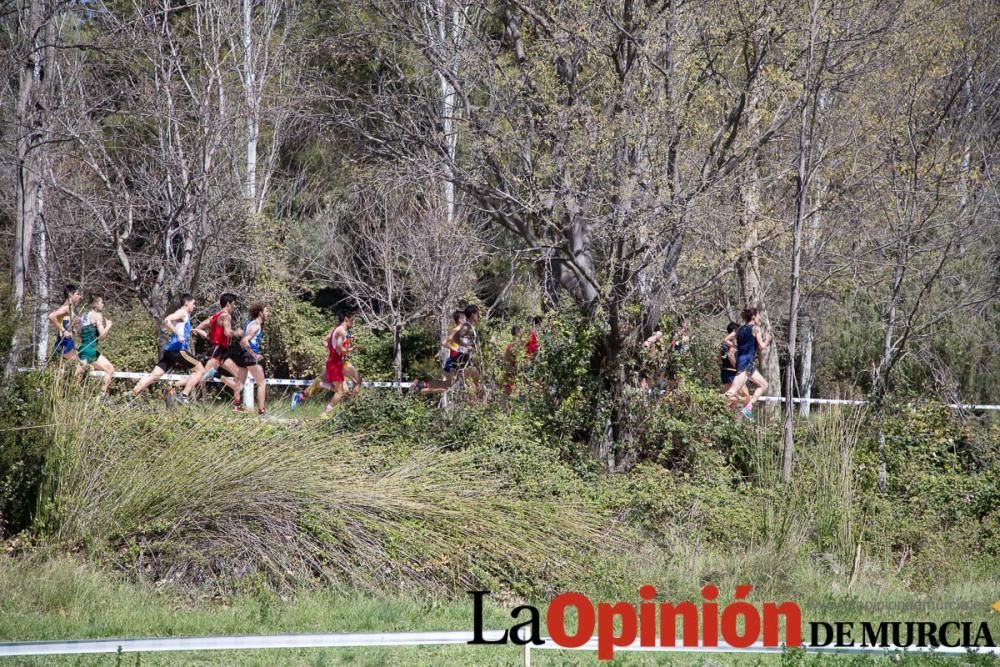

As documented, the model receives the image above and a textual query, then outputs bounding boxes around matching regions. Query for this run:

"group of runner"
[720,307,771,420]
[48,287,270,416]
[49,282,770,419]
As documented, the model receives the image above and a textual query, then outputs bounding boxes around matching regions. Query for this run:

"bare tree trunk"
[34,208,49,368]
[424,0,464,226]
[243,0,258,209]
[392,323,403,387]
[5,0,47,378]
[799,317,813,417]
[873,250,904,492]
[736,161,781,406]
[782,0,825,483]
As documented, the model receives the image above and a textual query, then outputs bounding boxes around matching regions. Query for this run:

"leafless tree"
[317,171,479,383]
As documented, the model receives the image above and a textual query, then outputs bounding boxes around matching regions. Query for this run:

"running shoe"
[741,405,754,421]
[257,409,267,419]
[291,391,304,410]
[232,400,243,413]
[174,392,190,406]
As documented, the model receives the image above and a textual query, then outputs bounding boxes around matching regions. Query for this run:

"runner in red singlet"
[192,293,242,404]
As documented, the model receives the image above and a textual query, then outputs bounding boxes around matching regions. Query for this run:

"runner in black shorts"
[192,293,243,400]
[131,294,205,405]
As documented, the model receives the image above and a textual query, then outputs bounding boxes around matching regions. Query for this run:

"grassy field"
[1,558,998,666]
[3,382,998,665]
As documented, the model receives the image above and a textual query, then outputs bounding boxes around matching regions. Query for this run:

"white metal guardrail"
[1,631,997,660]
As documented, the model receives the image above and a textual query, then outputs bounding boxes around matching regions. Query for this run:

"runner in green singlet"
[78,295,115,396]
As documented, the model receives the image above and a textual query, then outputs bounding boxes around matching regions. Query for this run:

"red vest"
[209,310,230,347]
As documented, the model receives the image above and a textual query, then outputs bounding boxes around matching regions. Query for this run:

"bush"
[36,389,609,597]
[261,297,331,378]
[854,401,1000,581]
[98,303,158,371]
[0,371,50,537]
[350,324,439,381]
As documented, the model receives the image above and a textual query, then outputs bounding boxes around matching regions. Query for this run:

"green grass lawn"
[2,558,997,666]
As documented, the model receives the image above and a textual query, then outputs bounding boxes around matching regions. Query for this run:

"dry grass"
[37,382,610,596]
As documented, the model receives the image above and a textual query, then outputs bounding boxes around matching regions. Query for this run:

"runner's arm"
[96,313,112,338]
[334,329,348,356]
[755,325,770,350]
[240,322,261,359]
[221,312,242,338]
[192,316,212,338]
[162,309,186,339]
[48,305,69,334]
[722,335,737,366]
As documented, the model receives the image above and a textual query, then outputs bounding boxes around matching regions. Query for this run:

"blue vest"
[164,316,191,352]
[245,320,264,353]
[736,324,757,361]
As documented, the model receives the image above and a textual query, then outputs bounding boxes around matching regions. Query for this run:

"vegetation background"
[0,0,999,663]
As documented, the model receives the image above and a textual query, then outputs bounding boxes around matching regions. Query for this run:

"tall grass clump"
[742,408,867,591]
[36,383,609,597]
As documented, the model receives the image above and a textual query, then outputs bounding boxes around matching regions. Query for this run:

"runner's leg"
[725,372,750,407]
[132,367,166,396]
[91,355,115,395]
[345,363,361,398]
[181,362,205,396]
[745,370,768,408]
[249,365,266,413]
[324,381,346,414]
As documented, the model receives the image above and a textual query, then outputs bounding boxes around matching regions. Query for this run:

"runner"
[456,304,482,397]
[526,315,541,359]
[192,293,243,401]
[724,308,771,420]
[502,324,528,395]
[48,285,82,364]
[230,303,268,417]
[720,321,749,406]
[291,311,359,414]
[130,294,205,405]
[441,309,467,384]
[78,295,115,396]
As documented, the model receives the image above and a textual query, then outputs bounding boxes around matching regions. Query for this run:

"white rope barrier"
[76,369,413,389]
[755,395,1000,411]
[1,631,996,659]
[17,368,1000,410]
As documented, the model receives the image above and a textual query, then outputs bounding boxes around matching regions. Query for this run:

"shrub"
[0,371,50,537]
[97,303,158,371]
[36,388,609,597]
[262,297,331,378]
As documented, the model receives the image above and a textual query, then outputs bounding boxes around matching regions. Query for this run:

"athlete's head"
[338,310,354,327]
[64,285,82,305]
[91,296,105,312]
[532,315,542,327]
[511,324,523,337]
[249,302,268,321]
[180,293,196,314]
[727,321,739,334]
[741,307,759,324]
[219,293,238,311]
[463,304,480,324]
[452,310,465,325]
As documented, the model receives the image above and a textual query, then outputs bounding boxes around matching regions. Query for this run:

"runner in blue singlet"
[231,303,268,417]
[48,285,82,363]
[131,294,205,405]
[723,308,771,420]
